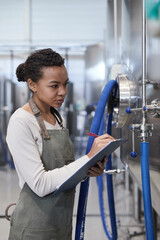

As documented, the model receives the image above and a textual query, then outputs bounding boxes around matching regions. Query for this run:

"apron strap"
[29,98,50,139]
[50,107,64,129]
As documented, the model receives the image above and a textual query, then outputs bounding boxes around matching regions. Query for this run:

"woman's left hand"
[87,157,107,177]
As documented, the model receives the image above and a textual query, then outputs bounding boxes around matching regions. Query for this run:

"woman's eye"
[51,85,58,88]
[64,81,69,87]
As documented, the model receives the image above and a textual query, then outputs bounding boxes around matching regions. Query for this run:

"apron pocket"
[9,227,57,240]
[9,226,24,240]
[22,228,57,240]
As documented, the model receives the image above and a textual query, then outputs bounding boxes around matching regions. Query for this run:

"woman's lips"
[55,99,64,104]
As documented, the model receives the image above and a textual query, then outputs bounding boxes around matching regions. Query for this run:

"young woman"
[6,48,114,240]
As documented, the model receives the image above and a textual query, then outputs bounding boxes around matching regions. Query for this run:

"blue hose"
[105,112,117,240]
[141,142,155,240]
[75,80,118,240]
[97,115,113,240]
[97,108,117,240]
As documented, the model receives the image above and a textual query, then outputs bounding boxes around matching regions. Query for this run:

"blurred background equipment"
[0,0,160,239]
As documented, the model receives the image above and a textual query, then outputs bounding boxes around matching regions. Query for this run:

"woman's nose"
[58,86,66,96]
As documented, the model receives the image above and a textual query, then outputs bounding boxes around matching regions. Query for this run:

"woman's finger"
[102,156,108,164]
[87,133,115,160]
[88,169,101,177]
[96,133,115,141]
[96,161,105,169]
[88,162,105,176]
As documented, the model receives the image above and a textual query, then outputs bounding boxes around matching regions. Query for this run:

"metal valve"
[126,98,160,118]
[103,164,128,175]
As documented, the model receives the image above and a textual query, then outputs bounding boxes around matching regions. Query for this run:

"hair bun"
[16,63,26,82]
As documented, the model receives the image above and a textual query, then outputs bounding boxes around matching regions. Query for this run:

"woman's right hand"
[87,133,115,159]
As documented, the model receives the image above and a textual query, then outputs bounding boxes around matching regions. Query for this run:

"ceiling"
[0,0,107,51]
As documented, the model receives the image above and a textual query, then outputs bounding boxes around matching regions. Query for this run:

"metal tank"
[112,0,160,171]
[84,0,160,225]
[85,0,160,170]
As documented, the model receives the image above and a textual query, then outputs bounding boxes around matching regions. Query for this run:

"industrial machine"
[0,0,159,239]
[76,0,160,240]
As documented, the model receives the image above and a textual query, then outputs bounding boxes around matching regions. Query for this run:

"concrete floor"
[0,165,159,240]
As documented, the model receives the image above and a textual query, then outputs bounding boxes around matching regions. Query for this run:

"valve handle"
[130,151,137,158]
[126,107,132,114]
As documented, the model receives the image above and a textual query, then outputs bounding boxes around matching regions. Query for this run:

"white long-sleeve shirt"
[6,108,90,197]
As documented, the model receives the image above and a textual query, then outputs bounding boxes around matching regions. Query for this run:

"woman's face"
[31,65,69,108]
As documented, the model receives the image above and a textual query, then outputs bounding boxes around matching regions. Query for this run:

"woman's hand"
[87,133,115,160]
[86,133,114,178]
[83,134,114,179]
[87,157,108,177]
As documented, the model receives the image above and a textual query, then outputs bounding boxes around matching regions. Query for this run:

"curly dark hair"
[16,48,65,82]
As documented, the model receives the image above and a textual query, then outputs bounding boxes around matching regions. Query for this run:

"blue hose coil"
[105,113,117,240]
[97,111,117,240]
[75,80,118,240]
[97,115,112,239]
[141,142,155,240]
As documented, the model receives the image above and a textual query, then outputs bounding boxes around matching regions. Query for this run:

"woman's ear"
[27,79,37,92]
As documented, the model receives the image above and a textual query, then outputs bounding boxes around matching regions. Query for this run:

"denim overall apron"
[8,98,75,240]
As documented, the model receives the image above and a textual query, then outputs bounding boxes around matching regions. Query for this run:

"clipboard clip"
[103,164,128,175]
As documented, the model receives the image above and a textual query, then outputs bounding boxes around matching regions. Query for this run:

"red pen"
[87,132,99,138]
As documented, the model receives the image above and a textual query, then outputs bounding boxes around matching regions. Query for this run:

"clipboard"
[53,138,127,195]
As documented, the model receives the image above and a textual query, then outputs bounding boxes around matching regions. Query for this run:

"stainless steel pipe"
[142,0,147,129]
